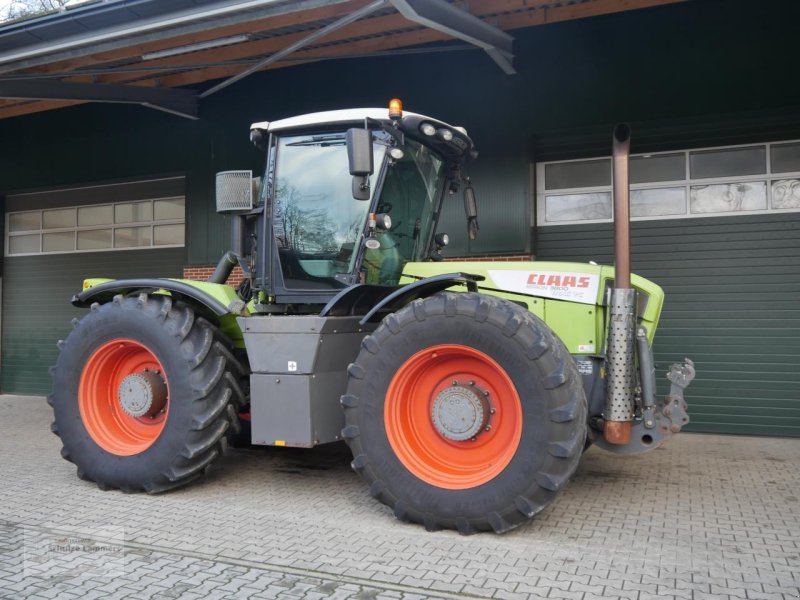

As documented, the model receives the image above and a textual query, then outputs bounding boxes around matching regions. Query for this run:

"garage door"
[2,177,186,395]
[536,141,800,436]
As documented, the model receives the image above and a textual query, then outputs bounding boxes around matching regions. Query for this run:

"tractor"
[50,100,694,534]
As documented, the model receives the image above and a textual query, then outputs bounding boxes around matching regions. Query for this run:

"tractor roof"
[252,108,466,132]
[251,108,474,159]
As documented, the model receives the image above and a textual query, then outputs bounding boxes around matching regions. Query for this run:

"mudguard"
[357,272,483,325]
[73,278,246,346]
[73,278,233,316]
[319,272,484,323]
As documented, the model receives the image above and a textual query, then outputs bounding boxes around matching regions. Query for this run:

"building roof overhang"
[0,0,685,121]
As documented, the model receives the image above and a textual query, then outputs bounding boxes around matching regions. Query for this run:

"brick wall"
[183,265,245,287]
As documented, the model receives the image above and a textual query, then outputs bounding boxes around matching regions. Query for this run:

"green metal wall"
[536,213,800,437]
[1,248,185,394]
[0,106,237,268]
[437,156,531,256]
[2,0,798,266]
[0,0,799,439]
[1,178,187,394]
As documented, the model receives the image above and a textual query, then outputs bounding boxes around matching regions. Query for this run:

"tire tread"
[342,291,587,534]
[50,294,246,494]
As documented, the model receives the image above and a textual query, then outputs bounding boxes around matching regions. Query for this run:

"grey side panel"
[239,315,374,447]
[250,372,347,448]
[239,315,369,373]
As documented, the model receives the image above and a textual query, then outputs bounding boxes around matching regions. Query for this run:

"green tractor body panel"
[82,261,664,356]
[401,261,664,354]
[178,279,246,345]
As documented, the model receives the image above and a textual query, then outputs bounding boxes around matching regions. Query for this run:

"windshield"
[363,138,447,285]
[272,132,385,290]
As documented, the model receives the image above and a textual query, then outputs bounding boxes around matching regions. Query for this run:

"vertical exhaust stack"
[612,124,632,289]
[604,124,636,445]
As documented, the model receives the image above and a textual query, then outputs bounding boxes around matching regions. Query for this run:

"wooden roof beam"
[14,0,373,76]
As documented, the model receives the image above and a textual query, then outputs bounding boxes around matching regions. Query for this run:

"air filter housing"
[215,170,260,213]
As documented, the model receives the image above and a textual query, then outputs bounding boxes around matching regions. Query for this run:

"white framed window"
[6,197,185,256]
[537,140,800,225]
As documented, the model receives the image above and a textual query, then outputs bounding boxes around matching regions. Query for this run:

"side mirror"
[250,128,266,150]
[346,128,373,175]
[464,185,479,240]
[347,128,373,201]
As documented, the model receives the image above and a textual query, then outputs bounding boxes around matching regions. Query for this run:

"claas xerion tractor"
[50,100,694,534]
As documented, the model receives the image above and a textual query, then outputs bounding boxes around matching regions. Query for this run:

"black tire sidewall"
[53,300,198,488]
[350,295,584,522]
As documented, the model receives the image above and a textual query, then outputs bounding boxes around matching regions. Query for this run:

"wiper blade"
[286,136,346,148]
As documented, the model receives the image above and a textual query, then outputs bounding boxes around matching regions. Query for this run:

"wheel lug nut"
[452,380,458,386]
[485,425,491,432]
[490,408,496,415]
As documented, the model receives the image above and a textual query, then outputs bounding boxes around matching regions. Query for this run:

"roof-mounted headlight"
[420,123,436,136]
[437,128,453,141]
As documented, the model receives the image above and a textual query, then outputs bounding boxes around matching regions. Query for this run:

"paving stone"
[0,395,798,600]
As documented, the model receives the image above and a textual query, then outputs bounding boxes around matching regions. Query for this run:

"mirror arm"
[366,117,404,146]
[464,178,479,241]
[352,175,371,201]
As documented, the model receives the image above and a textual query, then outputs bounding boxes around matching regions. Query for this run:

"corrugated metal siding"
[1,248,185,394]
[438,156,530,256]
[536,213,800,437]
[2,177,187,395]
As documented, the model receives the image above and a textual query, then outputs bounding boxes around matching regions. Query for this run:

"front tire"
[50,294,245,493]
[342,292,587,534]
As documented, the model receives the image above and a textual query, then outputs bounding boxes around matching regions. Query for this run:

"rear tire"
[50,294,245,493]
[342,292,587,534]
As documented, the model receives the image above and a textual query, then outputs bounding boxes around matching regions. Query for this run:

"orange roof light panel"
[388,98,403,120]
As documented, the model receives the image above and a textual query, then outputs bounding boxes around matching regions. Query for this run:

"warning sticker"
[576,360,594,376]
[488,269,601,305]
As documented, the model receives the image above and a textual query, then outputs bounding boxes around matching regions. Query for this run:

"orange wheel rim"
[385,344,522,489]
[79,338,170,456]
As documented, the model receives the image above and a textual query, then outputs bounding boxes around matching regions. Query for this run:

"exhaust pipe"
[612,124,632,289]
[207,251,239,284]
[207,214,248,285]
[604,124,636,445]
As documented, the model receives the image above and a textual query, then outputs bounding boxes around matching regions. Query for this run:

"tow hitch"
[594,325,695,455]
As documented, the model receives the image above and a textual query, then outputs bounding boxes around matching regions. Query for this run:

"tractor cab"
[218,101,478,306]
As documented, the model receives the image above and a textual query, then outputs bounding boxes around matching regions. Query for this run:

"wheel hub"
[431,382,491,442]
[118,370,167,418]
